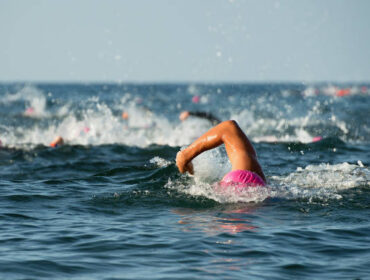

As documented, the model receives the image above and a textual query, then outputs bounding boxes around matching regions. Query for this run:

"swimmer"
[122,106,153,120]
[49,124,90,147]
[24,107,35,116]
[122,111,129,120]
[50,136,64,147]
[179,110,221,126]
[121,107,156,129]
[176,120,266,187]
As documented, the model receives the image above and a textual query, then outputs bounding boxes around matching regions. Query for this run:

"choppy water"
[0,83,369,279]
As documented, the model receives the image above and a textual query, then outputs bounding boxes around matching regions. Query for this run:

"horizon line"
[0,79,369,85]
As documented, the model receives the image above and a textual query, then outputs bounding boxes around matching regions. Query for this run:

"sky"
[1,0,370,83]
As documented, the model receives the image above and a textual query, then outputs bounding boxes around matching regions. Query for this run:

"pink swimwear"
[220,170,266,188]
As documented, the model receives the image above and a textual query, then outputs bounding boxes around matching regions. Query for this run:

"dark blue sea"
[0,83,369,279]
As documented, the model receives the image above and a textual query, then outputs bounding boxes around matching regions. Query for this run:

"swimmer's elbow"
[225,120,239,127]
[221,120,240,133]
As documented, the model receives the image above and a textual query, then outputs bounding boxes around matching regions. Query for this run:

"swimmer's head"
[122,112,129,119]
[24,107,35,116]
[179,111,190,121]
[83,126,90,133]
[192,96,200,103]
[312,136,323,143]
[221,170,266,188]
[50,136,64,148]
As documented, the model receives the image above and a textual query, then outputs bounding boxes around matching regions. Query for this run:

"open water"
[0,83,369,279]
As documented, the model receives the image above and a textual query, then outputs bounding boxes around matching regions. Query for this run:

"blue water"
[0,83,369,279]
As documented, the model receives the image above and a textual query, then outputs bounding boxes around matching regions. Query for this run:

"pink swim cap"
[221,170,266,189]
[312,136,323,143]
[25,107,35,115]
[192,96,200,103]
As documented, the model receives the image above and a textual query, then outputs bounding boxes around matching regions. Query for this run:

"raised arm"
[176,120,265,181]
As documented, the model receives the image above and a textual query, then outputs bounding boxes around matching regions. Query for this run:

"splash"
[166,148,270,204]
[272,161,369,190]
[0,83,369,148]
[149,156,172,168]
[165,178,271,204]
[1,85,48,117]
[168,158,369,204]
[268,161,369,203]
[231,97,356,144]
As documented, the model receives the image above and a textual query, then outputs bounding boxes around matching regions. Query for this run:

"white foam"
[167,118,213,147]
[149,157,172,168]
[166,178,270,204]
[1,84,368,148]
[191,147,231,183]
[167,161,368,204]
[1,85,48,117]
[166,148,270,203]
[272,162,369,190]
[267,162,369,203]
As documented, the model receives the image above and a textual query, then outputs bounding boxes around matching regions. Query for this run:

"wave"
[166,159,369,204]
[0,83,369,149]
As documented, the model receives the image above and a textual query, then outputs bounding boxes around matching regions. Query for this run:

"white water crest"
[168,160,369,204]
[0,98,215,148]
[166,148,271,204]
[149,156,172,168]
[1,85,49,117]
[272,161,369,190]
[165,177,271,204]
[0,83,369,148]
[268,161,369,202]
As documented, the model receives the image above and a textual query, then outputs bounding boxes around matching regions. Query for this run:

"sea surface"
[0,83,369,279]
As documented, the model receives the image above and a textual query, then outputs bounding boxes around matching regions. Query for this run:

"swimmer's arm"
[176,120,265,181]
[189,111,221,125]
[176,152,194,174]
[176,121,229,174]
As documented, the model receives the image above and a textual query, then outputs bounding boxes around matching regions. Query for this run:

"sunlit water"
[0,83,369,279]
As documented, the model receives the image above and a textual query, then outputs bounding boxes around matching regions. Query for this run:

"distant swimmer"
[122,111,129,120]
[50,136,64,147]
[192,95,200,103]
[336,88,351,97]
[253,135,323,143]
[179,110,221,126]
[24,107,35,116]
[121,107,154,120]
[121,107,156,129]
[176,120,266,189]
